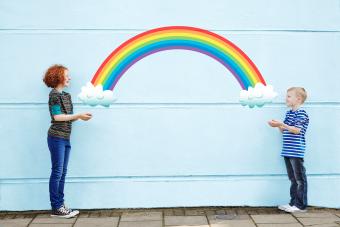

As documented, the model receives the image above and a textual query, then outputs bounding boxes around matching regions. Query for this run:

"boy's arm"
[280,123,301,134]
[278,126,284,133]
[269,120,300,134]
[268,120,284,133]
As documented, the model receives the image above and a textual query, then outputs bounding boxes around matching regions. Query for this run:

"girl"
[43,64,92,218]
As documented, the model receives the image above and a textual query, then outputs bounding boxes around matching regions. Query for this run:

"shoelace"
[62,204,72,212]
[57,206,70,215]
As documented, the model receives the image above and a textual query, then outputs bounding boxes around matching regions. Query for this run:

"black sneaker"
[62,204,79,215]
[51,206,78,218]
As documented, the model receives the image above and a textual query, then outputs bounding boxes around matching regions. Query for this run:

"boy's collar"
[290,105,302,112]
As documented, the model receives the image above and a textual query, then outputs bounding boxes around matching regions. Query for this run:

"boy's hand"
[268,119,282,127]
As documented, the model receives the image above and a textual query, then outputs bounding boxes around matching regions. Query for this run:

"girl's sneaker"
[62,204,79,216]
[51,206,78,218]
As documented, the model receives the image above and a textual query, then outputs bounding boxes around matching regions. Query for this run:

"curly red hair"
[43,64,68,88]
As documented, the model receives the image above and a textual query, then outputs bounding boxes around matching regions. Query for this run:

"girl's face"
[63,69,71,87]
[286,91,300,108]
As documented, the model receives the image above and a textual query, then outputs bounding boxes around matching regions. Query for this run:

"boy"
[268,87,309,213]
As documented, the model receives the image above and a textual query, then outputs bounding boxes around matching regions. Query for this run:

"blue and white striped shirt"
[281,108,309,158]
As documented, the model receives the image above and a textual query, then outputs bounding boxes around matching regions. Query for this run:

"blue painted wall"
[0,0,339,210]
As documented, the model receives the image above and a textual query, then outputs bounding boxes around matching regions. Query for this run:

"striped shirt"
[48,89,73,140]
[281,108,309,158]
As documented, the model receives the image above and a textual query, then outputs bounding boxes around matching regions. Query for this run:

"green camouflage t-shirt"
[48,89,73,139]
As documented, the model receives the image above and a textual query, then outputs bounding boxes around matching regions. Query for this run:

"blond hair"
[287,87,307,104]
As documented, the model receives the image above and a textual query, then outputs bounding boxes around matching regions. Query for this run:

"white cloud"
[78,82,116,107]
[78,82,276,108]
[239,83,278,108]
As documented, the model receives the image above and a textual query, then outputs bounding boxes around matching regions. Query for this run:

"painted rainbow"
[91,26,266,90]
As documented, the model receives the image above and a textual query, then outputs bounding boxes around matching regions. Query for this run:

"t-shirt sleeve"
[283,112,289,124]
[50,95,62,115]
[294,111,309,129]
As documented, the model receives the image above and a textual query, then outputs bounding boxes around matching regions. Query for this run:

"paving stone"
[251,214,297,224]
[111,212,123,217]
[210,214,250,221]
[297,216,340,225]
[0,218,32,227]
[299,224,340,227]
[167,225,209,227]
[256,209,276,215]
[13,213,36,219]
[79,211,90,217]
[173,209,185,216]
[216,210,226,215]
[163,209,174,216]
[4,214,16,219]
[257,224,303,227]
[247,209,259,215]
[185,209,206,216]
[31,214,76,224]
[205,210,216,216]
[120,212,162,222]
[99,210,114,217]
[208,214,253,226]
[89,211,102,217]
[236,209,248,215]
[74,217,119,227]
[118,220,162,227]
[210,219,256,227]
[29,224,73,227]
[164,215,208,226]
[34,214,50,218]
[293,212,338,218]
[225,209,237,215]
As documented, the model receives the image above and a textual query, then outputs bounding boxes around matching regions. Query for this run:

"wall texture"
[0,0,339,210]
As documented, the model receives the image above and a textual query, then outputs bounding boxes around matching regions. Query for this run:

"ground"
[1,207,340,227]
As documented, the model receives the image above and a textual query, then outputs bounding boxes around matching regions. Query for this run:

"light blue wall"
[0,0,340,210]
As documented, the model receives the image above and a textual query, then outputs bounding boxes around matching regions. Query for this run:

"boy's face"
[286,90,301,108]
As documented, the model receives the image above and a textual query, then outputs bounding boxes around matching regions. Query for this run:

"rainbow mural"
[91,26,266,91]
[79,26,276,108]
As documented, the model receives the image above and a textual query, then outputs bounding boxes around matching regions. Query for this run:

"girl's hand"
[78,113,92,121]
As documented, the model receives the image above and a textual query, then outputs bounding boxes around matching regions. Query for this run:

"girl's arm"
[54,113,92,121]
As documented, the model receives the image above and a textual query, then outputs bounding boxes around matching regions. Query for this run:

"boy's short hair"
[43,64,68,88]
[287,87,307,104]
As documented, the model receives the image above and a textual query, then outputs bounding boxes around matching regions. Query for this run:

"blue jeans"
[47,136,71,209]
[284,157,308,210]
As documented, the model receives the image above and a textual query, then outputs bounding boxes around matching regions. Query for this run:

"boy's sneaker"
[62,204,79,216]
[278,204,292,211]
[51,206,78,218]
[285,205,307,213]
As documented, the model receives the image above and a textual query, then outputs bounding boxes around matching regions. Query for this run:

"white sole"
[278,206,290,211]
[72,210,80,215]
[285,209,307,213]
[51,211,78,219]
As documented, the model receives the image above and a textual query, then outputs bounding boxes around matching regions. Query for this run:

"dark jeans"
[47,136,71,209]
[284,157,308,210]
